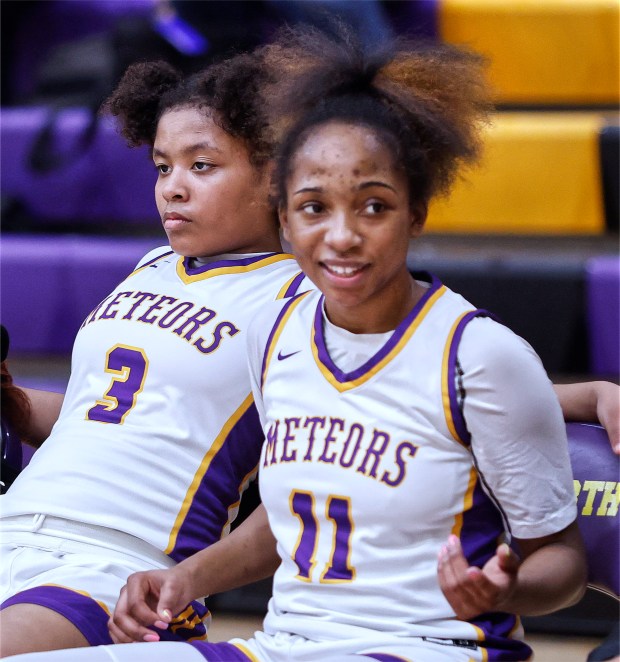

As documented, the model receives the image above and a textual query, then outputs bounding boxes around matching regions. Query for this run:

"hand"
[108,565,194,643]
[437,535,520,620]
[595,381,620,454]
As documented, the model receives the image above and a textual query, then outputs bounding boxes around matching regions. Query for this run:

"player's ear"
[279,205,291,243]
[409,203,427,239]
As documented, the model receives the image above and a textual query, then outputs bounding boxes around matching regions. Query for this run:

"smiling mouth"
[322,263,367,278]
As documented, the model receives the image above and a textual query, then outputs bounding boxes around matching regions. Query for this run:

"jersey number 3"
[87,345,149,424]
[291,490,356,583]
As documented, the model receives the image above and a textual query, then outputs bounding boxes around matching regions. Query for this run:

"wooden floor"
[207,612,609,662]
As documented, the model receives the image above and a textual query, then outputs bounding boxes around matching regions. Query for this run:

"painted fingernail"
[154,620,169,629]
[143,633,160,642]
[161,609,172,621]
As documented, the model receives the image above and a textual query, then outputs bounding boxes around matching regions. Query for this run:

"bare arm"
[19,387,64,447]
[554,381,619,453]
[438,521,587,619]
[1,358,64,448]
[109,503,279,643]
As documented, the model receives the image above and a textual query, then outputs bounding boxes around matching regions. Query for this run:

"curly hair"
[260,22,493,208]
[100,52,274,168]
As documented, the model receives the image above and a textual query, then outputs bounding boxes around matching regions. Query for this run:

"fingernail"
[161,609,172,621]
[448,535,459,549]
[143,633,160,642]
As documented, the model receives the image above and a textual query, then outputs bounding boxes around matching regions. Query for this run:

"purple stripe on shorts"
[362,654,409,661]
[169,402,264,562]
[313,272,443,384]
[474,617,532,661]
[191,641,254,660]
[1,585,112,646]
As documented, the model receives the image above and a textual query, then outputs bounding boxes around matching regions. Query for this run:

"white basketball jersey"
[2,249,307,562]
[249,275,572,658]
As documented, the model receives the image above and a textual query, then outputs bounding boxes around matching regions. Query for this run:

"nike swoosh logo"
[277,350,301,361]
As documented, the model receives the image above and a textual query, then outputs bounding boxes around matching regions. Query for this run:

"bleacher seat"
[426,112,607,234]
[0,107,155,228]
[439,0,620,107]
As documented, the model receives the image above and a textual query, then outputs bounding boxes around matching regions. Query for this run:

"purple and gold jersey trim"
[312,275,446,393]
[177,253,296,284]
[363,653,412,661]
[129,250,175,277]
[276,270,308,299]
[260,291,312,391]
[191,640,258,660]
[1,585,112,646]
[455,479,528,660]
[165,393,264,561]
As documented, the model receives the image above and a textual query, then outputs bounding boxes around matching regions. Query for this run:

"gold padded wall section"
[439,0,620,106]
[426,113,606,234]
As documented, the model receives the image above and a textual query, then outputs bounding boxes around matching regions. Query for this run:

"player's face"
[153,107,281,258]
[281,122,426,333]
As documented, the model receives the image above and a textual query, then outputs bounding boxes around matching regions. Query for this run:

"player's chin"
[166,234,197,258]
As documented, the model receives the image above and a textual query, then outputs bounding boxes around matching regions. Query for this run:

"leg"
[4,642,208,662]
[0,603,88,657]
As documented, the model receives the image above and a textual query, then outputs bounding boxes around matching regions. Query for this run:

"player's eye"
[363,201,386,214]
[301,202,324,215]
[193,162,213,172]
[155,164,171,175]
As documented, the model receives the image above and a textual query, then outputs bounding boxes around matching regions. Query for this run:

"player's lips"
[163,212,191,230]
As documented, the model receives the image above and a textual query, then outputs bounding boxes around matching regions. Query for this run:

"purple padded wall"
[1,235,162,353]
[586,255,620,376]
[1,107,155,225]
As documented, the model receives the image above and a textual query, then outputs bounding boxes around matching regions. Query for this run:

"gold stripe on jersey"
[451,466,478,539]
[165,392,256,555]
[313,285,447,393]
[441,310,475,446]
[261,291,312,391]
[452,466,489,662]
[176,253,296,284]
[276,271,304,299]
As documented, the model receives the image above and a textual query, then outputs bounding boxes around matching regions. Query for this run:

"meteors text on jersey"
[263,416,418,488]
[80,289,240,354]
